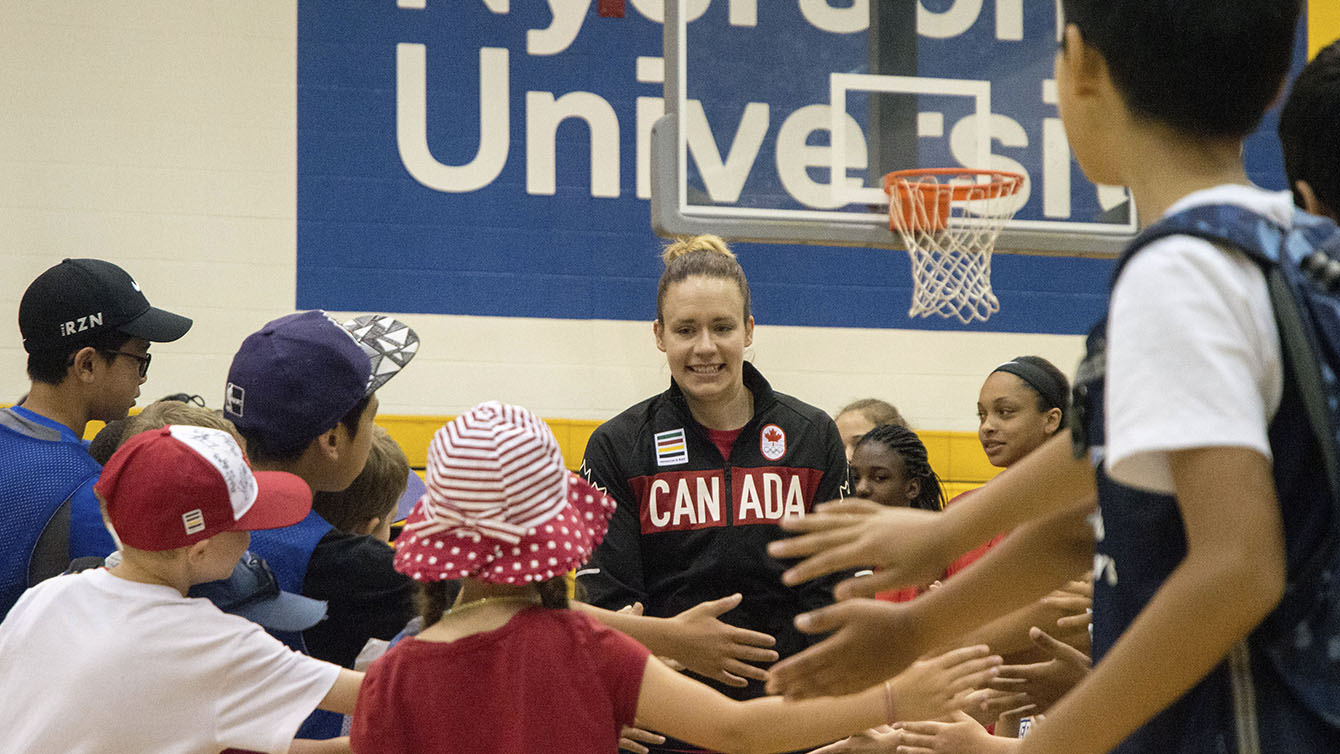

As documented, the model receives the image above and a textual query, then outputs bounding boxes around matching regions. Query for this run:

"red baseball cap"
[96,425,313,551]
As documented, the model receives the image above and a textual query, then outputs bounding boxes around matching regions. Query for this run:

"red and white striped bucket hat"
[394,401,617,584]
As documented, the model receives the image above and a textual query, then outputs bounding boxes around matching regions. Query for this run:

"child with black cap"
[1,258,192,617]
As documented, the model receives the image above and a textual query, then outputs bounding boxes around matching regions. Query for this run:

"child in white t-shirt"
[0,425,363,754]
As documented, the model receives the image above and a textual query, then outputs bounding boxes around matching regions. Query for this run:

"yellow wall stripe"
[35,409,1000,491]
[376,414,1001,488]
[1312,0,1340,58]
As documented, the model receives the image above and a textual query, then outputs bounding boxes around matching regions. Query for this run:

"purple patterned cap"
[223,311,417,454]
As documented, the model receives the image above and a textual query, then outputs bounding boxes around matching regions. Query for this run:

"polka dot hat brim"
[394,471,618,584]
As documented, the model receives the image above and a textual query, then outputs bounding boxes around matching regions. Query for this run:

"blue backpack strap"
[247,509,333,595]
[1111,203,1286,286]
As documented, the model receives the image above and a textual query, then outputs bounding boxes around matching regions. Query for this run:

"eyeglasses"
[102,349,151,378]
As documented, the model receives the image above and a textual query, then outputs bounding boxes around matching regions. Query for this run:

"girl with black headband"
[937,356,1072,582]
[890,356,1070,586]
[976,356,1070,469]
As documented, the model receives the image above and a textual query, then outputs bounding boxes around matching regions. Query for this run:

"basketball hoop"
[883,169,1026,324]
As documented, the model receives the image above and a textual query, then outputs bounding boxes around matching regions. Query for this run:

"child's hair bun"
[662,234,735,267]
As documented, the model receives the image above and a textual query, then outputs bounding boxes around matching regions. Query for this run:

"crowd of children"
[2,2,1339,753]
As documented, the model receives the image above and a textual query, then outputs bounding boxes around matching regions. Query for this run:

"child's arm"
[635,646,1001,754]
[768,503,1094,699]
[769,431,1095,598]
[316,669,364,715]
[949,576,1092,659]
[576,594,779,686]
[1018,447,1285,754]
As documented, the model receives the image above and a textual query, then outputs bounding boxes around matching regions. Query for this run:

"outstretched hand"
[885,645,1003,723]
[1040,576,1093,653]
[767,598,919,699]
[959,687,1035,727]
[895,711,1019,754]
[619,725,667,754]
[767,499,951,599]
[665,593,779,687]
[986,627,1090,713]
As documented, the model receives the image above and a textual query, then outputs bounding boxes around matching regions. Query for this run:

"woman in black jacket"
[577,235,849,752]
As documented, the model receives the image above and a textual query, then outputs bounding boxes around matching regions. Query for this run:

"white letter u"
[396,43,509,193]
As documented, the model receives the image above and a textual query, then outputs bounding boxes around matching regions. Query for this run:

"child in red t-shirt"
[350,401,1003,754]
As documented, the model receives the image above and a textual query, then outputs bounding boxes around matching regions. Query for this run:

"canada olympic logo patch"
[760,424,786,461]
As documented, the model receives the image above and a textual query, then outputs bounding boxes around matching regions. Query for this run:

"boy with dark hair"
[223,310,419,739]
[0,425,361,753]
[0,258,191,617]
[1279,38,1340,221]
[768,4,1340,754]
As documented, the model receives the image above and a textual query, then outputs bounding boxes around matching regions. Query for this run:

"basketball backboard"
[650,1,1138,256]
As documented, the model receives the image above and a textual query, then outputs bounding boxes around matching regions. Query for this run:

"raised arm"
[768,431,1095,597]
[767,502,1094,698]
[948,574,1093,659]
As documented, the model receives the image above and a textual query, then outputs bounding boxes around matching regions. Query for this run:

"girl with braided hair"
[849,424,945,513]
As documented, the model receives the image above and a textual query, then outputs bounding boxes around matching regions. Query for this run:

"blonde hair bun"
[662,234,735,266]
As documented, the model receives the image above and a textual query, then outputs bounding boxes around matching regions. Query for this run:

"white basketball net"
[886,172,1024,324]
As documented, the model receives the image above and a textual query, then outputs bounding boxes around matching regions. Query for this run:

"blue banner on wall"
[297,1,1307,335]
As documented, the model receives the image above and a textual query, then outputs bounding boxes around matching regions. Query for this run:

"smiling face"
[654,275,754,414]
[850,441,920,508]
[976,371,1061,468]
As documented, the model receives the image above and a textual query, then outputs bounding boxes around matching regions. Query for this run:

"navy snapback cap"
[224,311,418,454]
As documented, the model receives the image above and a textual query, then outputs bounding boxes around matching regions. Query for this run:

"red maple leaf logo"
[764,427,782,443]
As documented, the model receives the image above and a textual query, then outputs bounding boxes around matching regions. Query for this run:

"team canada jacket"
[576,362,847,701]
